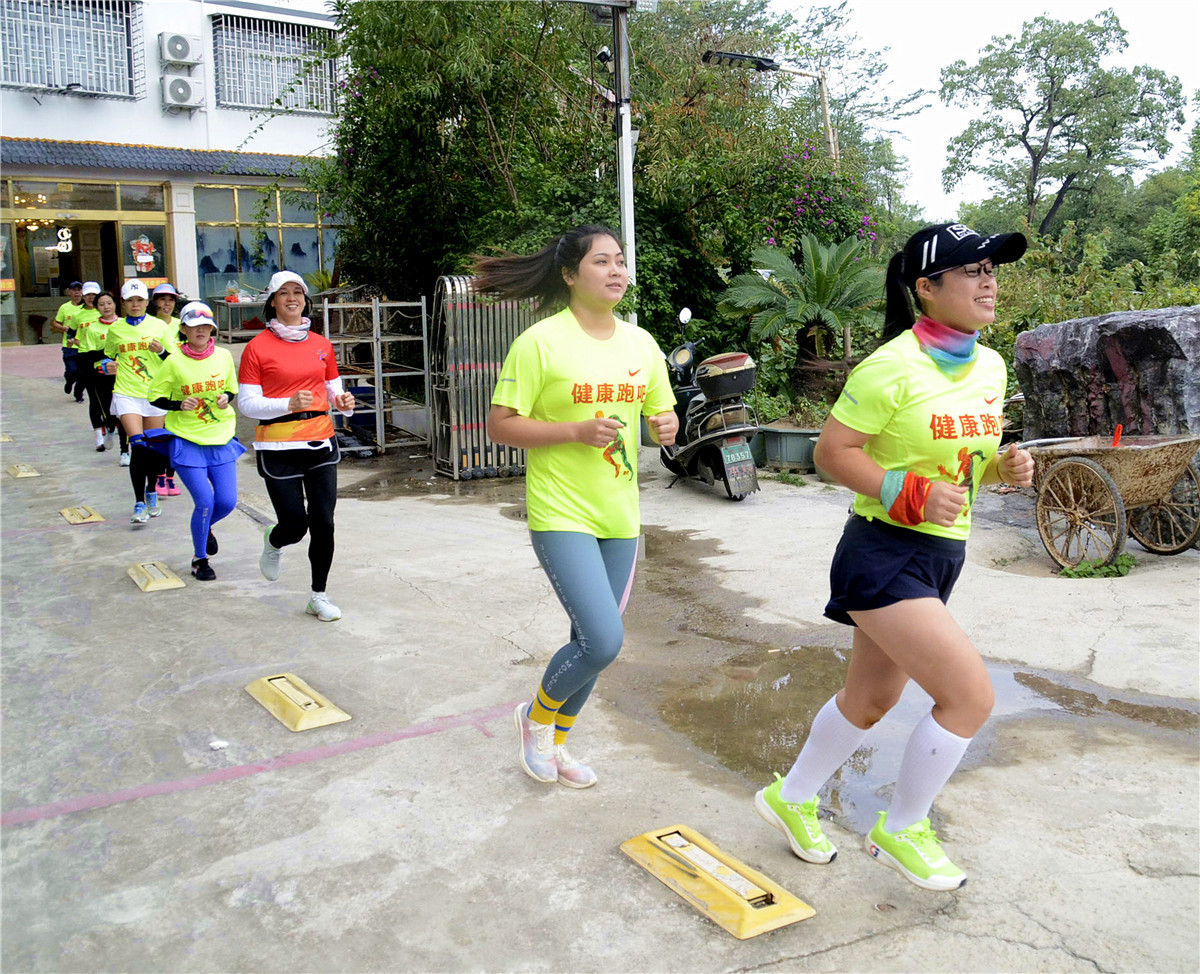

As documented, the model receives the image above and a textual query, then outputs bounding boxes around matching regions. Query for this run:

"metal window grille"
[211,14,336,115]
[0,0,143,99]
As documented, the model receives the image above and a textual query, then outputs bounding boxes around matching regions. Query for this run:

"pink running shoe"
[165,476,181,496]
[155,474,169,496]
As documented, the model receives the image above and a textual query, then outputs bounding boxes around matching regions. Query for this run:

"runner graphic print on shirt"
[598,411,634,479]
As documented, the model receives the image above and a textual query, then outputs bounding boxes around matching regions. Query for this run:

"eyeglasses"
[927,263,998,280]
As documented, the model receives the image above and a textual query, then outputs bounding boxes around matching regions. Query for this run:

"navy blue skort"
[824,514,966,627]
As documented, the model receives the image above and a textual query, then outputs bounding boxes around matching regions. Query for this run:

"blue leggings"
[531,531,638,719]
[174,461,238,559]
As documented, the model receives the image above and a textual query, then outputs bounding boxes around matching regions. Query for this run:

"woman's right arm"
[487,405,624,450]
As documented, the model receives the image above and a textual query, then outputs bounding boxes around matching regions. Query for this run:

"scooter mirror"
[678,307,692,325]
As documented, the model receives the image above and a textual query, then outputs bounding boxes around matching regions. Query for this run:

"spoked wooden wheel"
[1128,461,1200,555]
[1035,456,1127,568]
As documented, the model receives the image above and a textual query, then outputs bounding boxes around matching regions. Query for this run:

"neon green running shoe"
[864,812,967,891]
[754,773,837,864]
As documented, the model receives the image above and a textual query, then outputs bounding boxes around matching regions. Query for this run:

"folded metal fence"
[430,275,535,480]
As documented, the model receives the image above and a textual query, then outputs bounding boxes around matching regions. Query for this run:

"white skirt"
[110,393,167,418]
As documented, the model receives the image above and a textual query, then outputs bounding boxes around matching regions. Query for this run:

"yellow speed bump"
[0,433,13,442]
[7,463,39,478]
[621,824,815,939]
[244,673,351,732]
[61,505,105,524]
[127,561,186,592]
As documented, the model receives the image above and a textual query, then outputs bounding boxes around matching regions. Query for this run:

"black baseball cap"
[900,224,1027,288]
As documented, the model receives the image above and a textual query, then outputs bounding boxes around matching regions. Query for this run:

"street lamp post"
[701,50,839,168]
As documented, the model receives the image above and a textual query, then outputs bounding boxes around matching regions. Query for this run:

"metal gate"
[430,275,535,480]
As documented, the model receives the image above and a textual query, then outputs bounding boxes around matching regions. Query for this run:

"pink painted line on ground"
[2,699,522,828]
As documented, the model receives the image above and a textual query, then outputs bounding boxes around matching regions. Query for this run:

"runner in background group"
[51,280,86,403]
[66,283,121,454]
[99,280,174,525]
[149,283,185,498]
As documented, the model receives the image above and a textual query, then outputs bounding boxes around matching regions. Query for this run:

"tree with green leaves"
[718,236,879,405]
[940,9,1185,237]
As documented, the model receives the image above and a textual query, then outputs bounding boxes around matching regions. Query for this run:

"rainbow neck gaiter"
[912,315,978,380]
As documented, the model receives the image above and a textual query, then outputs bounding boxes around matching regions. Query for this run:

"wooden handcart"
[1023,435,1200,569]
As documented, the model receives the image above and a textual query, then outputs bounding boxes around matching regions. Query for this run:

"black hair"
[881,247,943,341]
[151,291,184,317]
[94,290,119,314]
[263,290,313,322]
[470,224,623,310]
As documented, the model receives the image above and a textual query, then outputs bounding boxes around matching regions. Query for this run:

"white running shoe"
[119,451,131,467]
[306,592,342,622]
[104,429,116,450]
[259,526,282,581]
[515,701,557,783]
[555,744,597,789]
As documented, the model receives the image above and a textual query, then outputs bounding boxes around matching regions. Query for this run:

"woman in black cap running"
[755,223,1034,891]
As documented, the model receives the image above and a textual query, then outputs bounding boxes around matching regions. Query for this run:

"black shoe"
[75,397,85,403]
[207,531,218,556]
[64,380,72,394]
[191,558,216,581]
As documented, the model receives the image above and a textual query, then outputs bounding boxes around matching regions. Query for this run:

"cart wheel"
[1128,461,1200,555]
[1035,456,1127,569]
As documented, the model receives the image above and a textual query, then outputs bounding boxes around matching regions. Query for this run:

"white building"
[0,0,340,344]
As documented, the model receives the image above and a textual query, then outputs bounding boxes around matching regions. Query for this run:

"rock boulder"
[1013,306,1200,439]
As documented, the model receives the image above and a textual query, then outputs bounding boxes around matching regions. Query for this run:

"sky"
[774,0,1200,221]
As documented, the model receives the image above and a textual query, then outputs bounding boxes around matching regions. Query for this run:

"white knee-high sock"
[780,695,870,803]
[886,711,972,832]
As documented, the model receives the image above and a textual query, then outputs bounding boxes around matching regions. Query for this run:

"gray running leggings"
[531,530,638,719]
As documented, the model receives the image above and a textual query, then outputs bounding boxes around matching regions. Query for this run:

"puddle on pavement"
[661,646,1199,835]
[329,463,1199,838]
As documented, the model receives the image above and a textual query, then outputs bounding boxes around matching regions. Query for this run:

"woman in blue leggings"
[479,224,679,788]
[145,302,244,580]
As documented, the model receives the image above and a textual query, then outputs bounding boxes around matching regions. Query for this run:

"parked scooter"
[660,309,760,501]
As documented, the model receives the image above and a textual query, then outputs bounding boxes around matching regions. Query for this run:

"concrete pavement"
[1,343,1197,973]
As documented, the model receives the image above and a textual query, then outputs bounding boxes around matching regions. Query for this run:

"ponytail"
[470,224,621,311]
[882,250,917,341]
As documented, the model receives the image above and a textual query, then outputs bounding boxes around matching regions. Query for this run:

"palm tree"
[719,235,879,361]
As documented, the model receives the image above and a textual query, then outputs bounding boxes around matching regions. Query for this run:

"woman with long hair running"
[754,224,1035,891]
[147,302,244,580]
[149,282,185,498]
[237,271,354,621]
[100,280,174,525]
[479,224,678,789]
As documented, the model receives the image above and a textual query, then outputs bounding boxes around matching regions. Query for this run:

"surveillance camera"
[596,46,612,65]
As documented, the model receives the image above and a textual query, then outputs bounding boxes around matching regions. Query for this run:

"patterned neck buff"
[912,315,978,379]
[181,338,215,360]
[267,317,311,342]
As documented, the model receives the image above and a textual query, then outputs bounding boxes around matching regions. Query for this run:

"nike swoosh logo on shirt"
[628,369,642,376]
[985,396,999,404]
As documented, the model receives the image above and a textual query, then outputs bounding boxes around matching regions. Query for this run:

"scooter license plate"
[721,440,753,465]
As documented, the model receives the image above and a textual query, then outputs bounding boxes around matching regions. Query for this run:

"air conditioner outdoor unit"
[161,74,204,109]
[159,32,203,65]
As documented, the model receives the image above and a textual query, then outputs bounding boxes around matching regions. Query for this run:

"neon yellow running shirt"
[102,317,175,398]
[829,329,1007,540]
[492,307,676,538]
[148,346,238,445]
[70,308,100,349]
[55,300,82,348]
